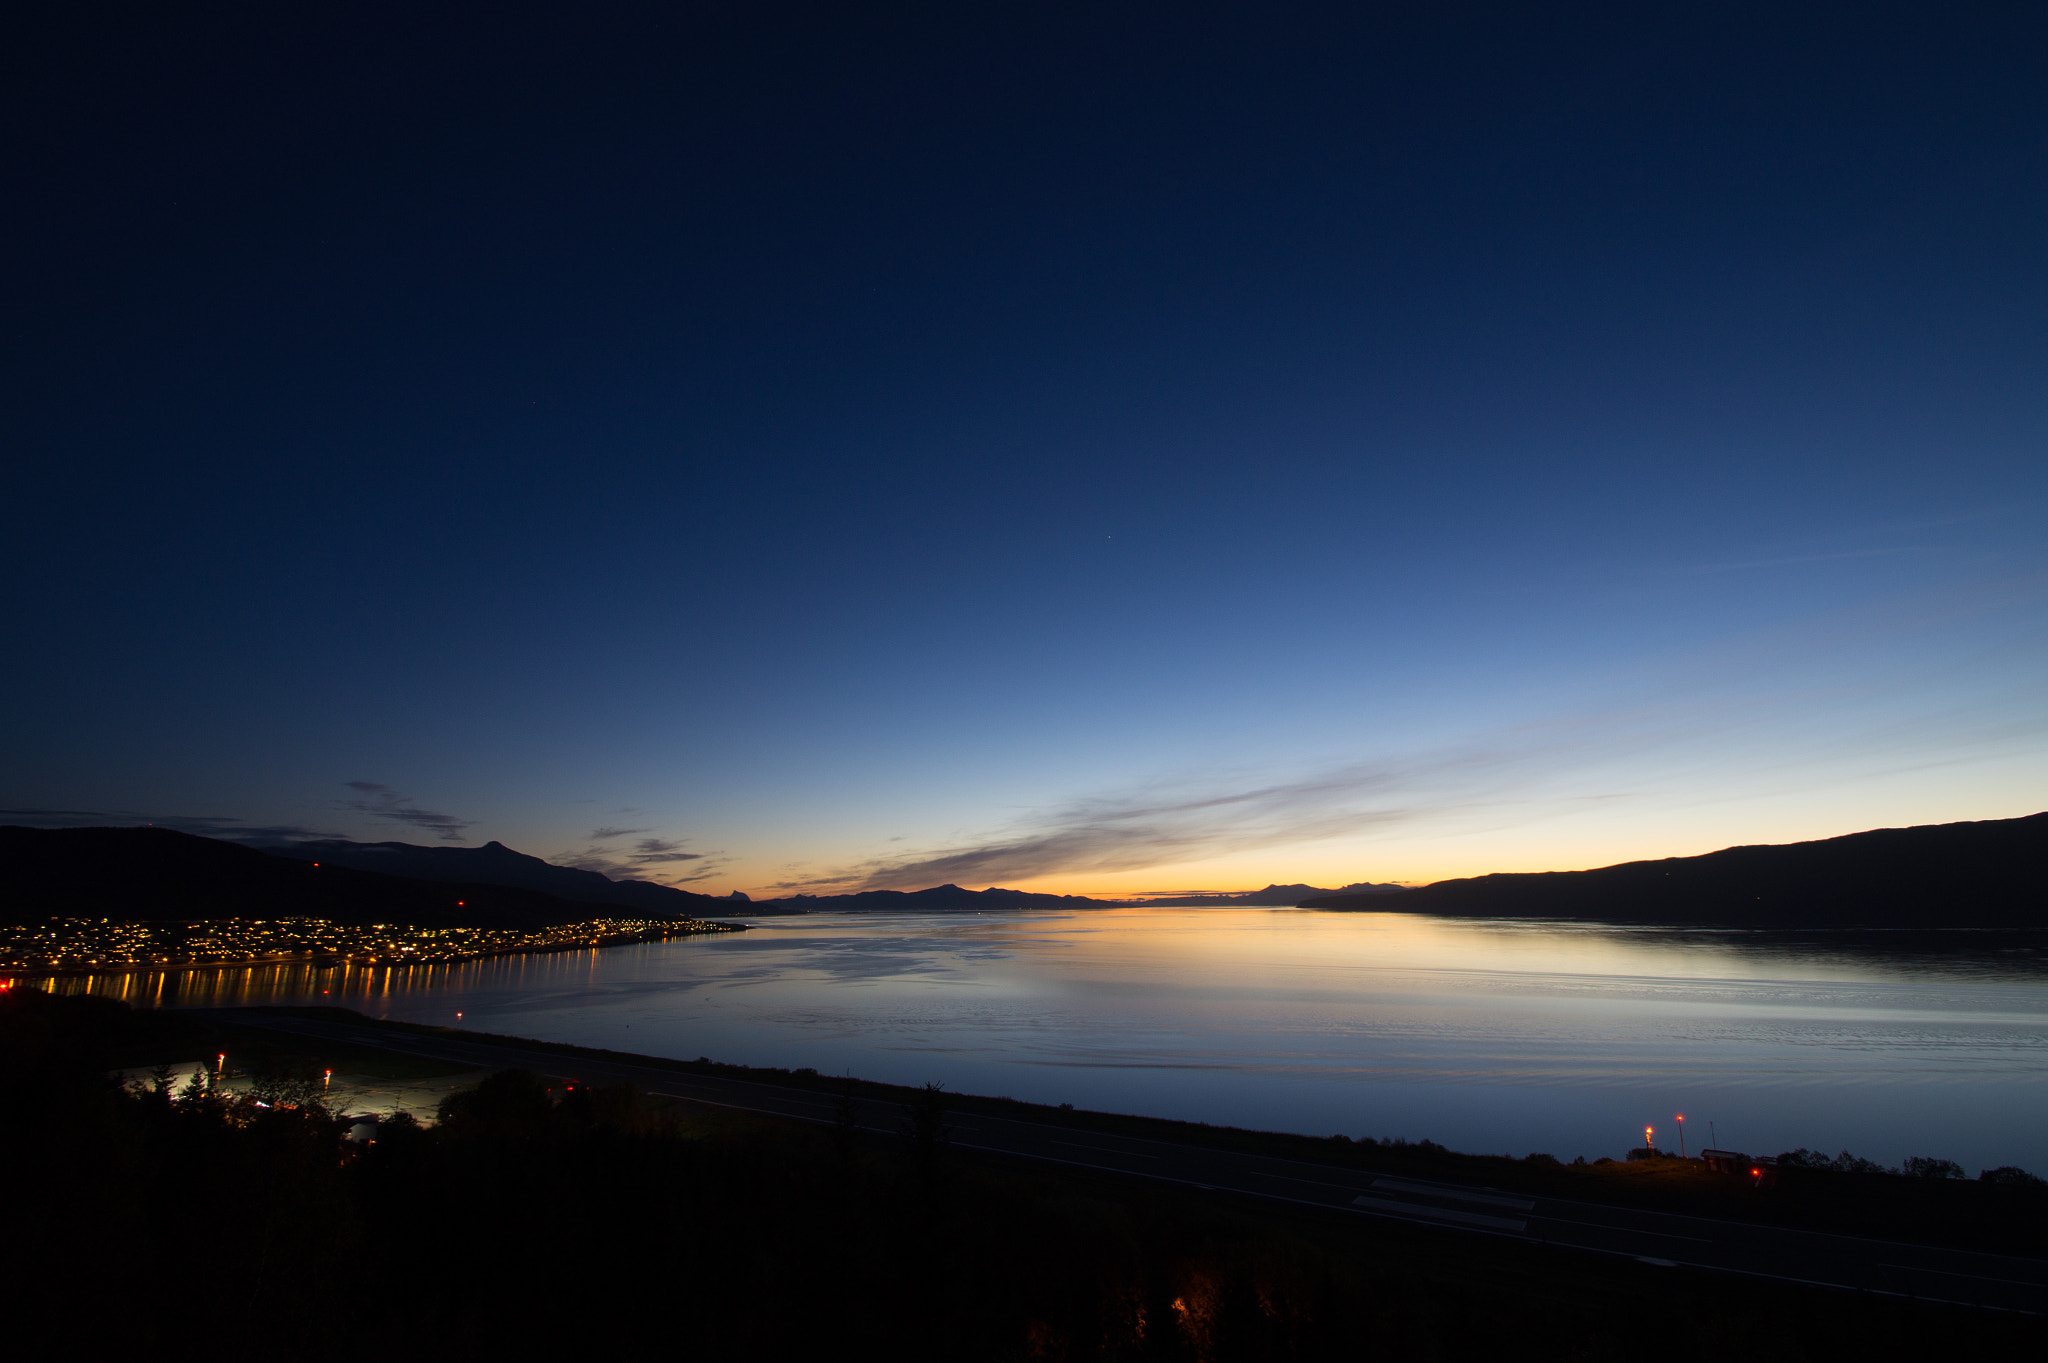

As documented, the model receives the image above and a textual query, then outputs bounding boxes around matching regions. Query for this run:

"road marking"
[1248,1169,1374,1191]
[1052,1140,1159,1159]
[1537,1219,1714,1244]
[1877,1263,2047,1288]
[1370,1177,1536,1211]
[1352,1194,1527,1232]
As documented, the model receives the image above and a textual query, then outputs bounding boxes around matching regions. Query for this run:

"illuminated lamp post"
[1675,1113,1686,1159]
[1644,1124,1653,1155]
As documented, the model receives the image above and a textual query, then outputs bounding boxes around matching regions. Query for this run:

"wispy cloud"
[340,781,474,842]
[840,764,1447,893]
[557,830,725,885]
[773,569,2048,896]
[0,807,337,841]
[752,728,1602,895]
[627,836,702,865]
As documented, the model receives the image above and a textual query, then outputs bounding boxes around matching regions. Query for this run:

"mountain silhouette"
[1298,813,2048,928]
[755,883,1109,912]
[0,826,726,930]
[1103,883,1406,907]
[259,837,730,916]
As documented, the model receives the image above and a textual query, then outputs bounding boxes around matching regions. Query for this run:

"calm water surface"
[69,908,2048,1172]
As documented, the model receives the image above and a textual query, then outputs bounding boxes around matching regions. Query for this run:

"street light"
[1644,1124,1654,1154]
[1675,1113,1687,1159]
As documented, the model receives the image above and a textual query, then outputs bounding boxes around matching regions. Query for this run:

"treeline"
[3,988,2041,1361]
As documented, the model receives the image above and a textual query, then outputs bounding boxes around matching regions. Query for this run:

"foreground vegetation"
[3,988,2040,1361]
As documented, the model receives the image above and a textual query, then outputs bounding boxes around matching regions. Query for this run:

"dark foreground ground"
[5,989,2043,1361]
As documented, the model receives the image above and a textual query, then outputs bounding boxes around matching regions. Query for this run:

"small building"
[1700,1148,1749,1175]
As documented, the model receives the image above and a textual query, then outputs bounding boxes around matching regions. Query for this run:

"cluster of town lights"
[0,915,741,973]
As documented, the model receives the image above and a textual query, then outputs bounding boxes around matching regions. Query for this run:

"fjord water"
[115,908,2048,1172]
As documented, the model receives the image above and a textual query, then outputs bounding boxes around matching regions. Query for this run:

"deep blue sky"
[6,3,2044,894]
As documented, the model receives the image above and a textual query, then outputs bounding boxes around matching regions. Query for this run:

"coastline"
[0,917,749,982]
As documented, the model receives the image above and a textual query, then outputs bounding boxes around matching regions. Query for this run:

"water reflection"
[27,947,623,1010]
[32,909,2048,1172]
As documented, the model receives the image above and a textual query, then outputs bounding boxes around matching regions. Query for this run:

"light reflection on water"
[37,908,2048,1172]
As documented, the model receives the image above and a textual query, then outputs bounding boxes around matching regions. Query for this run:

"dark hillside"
[0,826,635,929]
[1300,813,2048,928]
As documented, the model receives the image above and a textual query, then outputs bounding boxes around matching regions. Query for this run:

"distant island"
[1298,812,2048,929]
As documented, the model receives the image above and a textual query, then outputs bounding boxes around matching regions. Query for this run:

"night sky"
[6,4,2044,896]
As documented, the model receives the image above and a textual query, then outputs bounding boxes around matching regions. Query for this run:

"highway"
[216,1009,2047,1315]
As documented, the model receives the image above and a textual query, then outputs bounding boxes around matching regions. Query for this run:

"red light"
[1751,1168,1760,1177]
[457,900,464,906]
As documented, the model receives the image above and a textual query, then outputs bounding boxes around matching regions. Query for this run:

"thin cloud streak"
[340,781,473,841]
[0,808,338,841]
[560,830,724,886]
[824,571,2048,894]
[843,750,1512,893]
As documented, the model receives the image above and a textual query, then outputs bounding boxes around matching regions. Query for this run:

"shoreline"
[189,1003,2048,1271]
[0,919,749,982]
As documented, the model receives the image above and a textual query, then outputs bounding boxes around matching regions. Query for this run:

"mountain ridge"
[1297,812,2048,928]
[0,826,730,930]
[257,837,733,916]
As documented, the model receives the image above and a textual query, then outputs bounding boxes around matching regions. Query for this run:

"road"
[216,1009,2048,1314]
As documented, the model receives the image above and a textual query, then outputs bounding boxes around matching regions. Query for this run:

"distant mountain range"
[753,882,1408,912]
[753,884,1109,913]
[1101,883,1406,907]
[0,827,738,930]
[11,813,2042,933]
[1298,813,2048,928]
